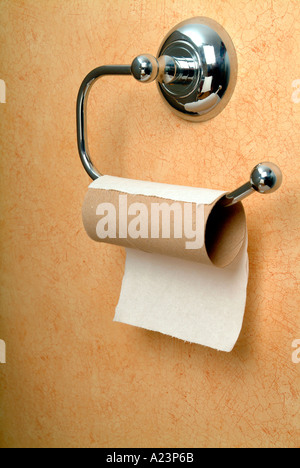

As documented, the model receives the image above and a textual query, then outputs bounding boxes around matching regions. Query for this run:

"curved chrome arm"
[76,66,282,207]
[76,65,132,180]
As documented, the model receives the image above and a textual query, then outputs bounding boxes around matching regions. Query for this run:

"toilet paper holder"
[76,17,282,206]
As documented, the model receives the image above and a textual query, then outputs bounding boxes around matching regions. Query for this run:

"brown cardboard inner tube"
[205,200,246,268]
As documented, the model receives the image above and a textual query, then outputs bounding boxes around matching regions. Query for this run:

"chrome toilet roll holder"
[76,17,282,205]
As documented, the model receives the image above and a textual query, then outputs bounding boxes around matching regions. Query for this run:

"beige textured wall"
[0,0,299,448]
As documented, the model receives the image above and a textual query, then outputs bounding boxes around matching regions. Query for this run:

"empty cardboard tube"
[82,177,246,268]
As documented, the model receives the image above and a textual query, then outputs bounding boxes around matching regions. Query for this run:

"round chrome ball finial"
[131,54,158,83]
[250,162,283,194]
[224,161,283,206]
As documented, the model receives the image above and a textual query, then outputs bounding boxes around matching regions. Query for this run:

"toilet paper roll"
[82,176,246,268]
[82,176,249,351]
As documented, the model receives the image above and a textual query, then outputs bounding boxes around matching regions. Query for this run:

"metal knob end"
[131,54,178,84]
[131,54,159,83]
[250,162,283,194]
[224,162,283,206]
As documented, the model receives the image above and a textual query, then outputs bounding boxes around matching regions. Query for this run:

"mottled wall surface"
[0,0,299,448]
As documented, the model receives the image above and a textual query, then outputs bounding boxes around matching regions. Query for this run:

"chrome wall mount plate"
[156,17,238,122]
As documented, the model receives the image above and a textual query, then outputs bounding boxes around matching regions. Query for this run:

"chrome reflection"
[156,17,237,121]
